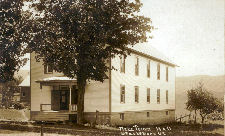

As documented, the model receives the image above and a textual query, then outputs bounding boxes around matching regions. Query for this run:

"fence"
[176,114,191,123]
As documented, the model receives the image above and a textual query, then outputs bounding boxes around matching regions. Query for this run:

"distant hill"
[175,75,224,117]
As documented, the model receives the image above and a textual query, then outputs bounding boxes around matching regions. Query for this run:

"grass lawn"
[0,121,223,136]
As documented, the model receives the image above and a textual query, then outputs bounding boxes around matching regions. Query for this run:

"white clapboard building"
[30,43,176,126]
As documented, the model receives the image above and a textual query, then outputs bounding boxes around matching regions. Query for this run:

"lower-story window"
[147,112,150,117]
[166,111,169,115]
[166,90,168,104]
[120,85,125,103]
[120,113,124,120]
[157,89,160,104]
[135,86,139,103]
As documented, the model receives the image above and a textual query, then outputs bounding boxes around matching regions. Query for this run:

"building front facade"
[30,44,176,126]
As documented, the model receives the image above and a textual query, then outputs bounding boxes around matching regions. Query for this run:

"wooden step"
[32,112,75,121]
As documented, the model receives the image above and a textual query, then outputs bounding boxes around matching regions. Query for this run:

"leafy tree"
[186,82,223,123]
[0,0,28,83]
[1,76,23,108]
[26,0,153,124]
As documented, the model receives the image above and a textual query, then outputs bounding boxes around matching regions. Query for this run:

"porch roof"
[35,76,77,84]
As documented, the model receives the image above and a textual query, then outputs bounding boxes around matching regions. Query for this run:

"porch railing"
[40,104,51,111]
[40,104,77,112]
[70,104,77,112]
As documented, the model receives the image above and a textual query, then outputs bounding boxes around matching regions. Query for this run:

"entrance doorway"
[60,90,69,110]
[51,85,78,111]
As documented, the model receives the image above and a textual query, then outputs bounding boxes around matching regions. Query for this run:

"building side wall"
[84,79,109,112]
[111,54,176,112]
[30,52,63,111]
[83,110,175,126]
[111,110,175,126]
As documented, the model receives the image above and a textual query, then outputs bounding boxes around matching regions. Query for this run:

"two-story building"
[30,44,176,126]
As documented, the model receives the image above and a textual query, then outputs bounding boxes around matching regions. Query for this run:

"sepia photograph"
[0,0,224,135]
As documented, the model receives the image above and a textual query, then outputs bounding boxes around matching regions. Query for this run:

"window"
[147,60,150,78]
[157,89,160,104]
[166,67,168,82]
[120,85,125,103]
[120,55,125,73]
[135,57,139,76]
[44,64,53,74]
[22,92,26,97]
[166,90,168,104]
[60,85,69,90]
[166,111,169,115]
[135,86,139,103]
[147,112,150,117]
[157,63,160,80]
[120,113,124,120]
[147,88,150,103]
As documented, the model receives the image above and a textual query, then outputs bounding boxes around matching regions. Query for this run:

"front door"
[60,90,69,110]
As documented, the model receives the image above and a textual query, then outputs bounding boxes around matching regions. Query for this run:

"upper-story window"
[157,89,160,104]
[166,67,168,82]
[147,88,150,103]
[44,64,53,74]
[135,86,139,103]
[120,85,125,103]
[135,57,139,76]
[147,60,150,78]
[157,63,160,80]
[166,90,168,104]
[120,55,125,73]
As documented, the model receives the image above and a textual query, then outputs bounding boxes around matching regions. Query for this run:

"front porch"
[33,77,78,122]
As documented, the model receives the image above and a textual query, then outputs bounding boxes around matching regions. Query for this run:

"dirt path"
[0,130,76,136]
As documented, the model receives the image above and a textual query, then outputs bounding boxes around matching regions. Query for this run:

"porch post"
[69,84,72,112]
[40,83,43,111]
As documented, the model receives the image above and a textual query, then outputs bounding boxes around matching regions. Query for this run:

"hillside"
[175,75,224,117]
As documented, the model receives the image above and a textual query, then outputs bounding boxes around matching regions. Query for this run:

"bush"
[13,102,25,110]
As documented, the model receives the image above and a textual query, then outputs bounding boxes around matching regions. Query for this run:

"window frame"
[166,111,169,115]
[135,86,139,103]
[120,55,125,73]
[120,113,124,120]
[157,89,160,104]
[120,85,125,103]
[147,112,150,117]
[166,67,168,82]
[157,63,160,80]
[135,57,139,76]
[166,90,168,104]
[44,64,53,74]
[147,60,150,78]
[147,88,150,103]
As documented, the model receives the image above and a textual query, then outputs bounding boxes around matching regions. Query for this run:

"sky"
[21,0,224,77]
[140,0,224,77]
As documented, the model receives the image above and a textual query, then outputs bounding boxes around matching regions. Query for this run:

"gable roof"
[19,75,30,87]
[127,43,177,67]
